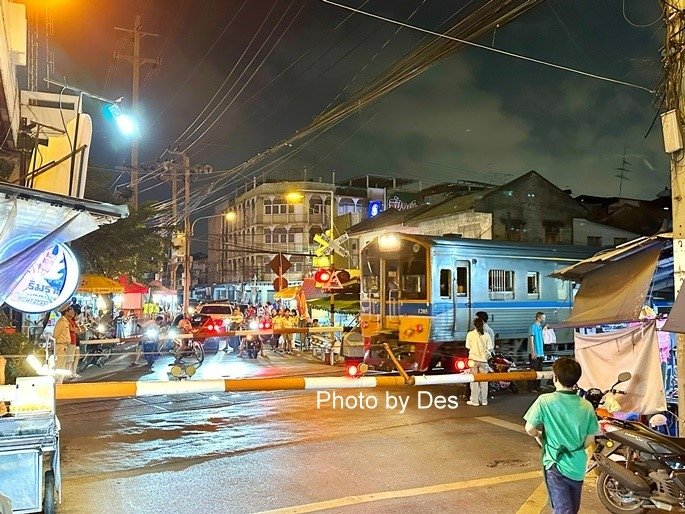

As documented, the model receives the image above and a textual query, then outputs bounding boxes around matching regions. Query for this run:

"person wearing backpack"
[465,317,494,406]
[523,357,599,514]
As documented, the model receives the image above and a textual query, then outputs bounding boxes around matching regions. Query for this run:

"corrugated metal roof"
[549,234,670,282]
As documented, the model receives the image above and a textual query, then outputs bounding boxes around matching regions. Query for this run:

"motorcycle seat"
[628,421,685,453]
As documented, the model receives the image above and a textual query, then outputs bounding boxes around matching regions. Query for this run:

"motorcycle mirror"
[617,372,632,383]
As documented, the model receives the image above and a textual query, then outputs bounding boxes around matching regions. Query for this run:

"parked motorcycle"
[487,347,518,394]
[590,373,685,513]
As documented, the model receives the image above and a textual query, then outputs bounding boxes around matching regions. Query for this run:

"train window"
[400,259,426,300]
[456,267,468,296]
[527,272,540,299]
[362,257,380,297]
[488,270,515,300]
[439,270,451,298]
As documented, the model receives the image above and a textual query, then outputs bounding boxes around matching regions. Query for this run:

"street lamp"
[285,189,335,236]
[190,211,236,236]
[182,211,236,315]
[44,78,137,197]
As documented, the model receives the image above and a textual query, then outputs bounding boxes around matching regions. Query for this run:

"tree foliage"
[70,167,170,278]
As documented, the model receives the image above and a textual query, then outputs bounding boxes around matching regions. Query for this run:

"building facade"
[206,180,368,302]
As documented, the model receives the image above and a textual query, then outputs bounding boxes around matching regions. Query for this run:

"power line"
[149,0,250,129]
[320,0,656,94]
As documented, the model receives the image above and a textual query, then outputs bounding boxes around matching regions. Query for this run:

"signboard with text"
[5,243,80,313]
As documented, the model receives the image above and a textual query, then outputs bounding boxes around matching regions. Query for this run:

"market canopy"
[550,235,666,328]
[77,274,124,294]
[118,276,149,294]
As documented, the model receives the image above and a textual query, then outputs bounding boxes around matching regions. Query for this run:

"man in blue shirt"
[529,311,545,392]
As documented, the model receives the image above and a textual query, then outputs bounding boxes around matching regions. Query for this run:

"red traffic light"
[314,268,331,284]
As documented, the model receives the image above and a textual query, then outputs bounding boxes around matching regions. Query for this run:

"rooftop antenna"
[615,146,631,198]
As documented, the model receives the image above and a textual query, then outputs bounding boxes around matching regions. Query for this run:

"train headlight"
[378,233,401,251]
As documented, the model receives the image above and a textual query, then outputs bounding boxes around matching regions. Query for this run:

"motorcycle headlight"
[145,328,158,338]
[97,324,106,333]
[167,328,179,338]
[249,320,258,330]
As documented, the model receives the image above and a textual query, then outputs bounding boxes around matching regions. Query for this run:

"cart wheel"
[43,470,55,514]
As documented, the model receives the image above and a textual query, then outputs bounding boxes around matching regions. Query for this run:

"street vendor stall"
[0,376,60,513]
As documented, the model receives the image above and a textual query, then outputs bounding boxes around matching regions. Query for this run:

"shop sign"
[5,244,80,314]
[387,194,418,211]
[368,200,383,218]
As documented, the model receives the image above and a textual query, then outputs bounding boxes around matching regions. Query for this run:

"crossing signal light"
[314,268,331,284]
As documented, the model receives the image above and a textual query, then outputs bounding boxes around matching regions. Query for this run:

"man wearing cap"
[53,304,74,383]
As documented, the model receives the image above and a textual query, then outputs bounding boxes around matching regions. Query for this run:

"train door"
[455,260,471,337]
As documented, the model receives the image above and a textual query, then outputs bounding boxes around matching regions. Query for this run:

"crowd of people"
[218,301,320,358]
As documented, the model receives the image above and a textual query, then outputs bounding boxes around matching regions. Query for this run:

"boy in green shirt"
[524,357,599,514]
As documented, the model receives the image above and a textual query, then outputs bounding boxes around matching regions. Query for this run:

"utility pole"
[663,0,685,434]
[183,152,191,316]
[114,14,159,209]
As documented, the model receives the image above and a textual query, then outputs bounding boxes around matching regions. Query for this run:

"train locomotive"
[358,233,595,372]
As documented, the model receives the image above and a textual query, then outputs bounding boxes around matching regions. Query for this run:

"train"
[357,233,596,372]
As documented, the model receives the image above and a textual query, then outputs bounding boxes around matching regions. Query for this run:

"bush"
[0,315,35,384]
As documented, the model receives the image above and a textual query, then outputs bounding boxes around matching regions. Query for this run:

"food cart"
[0,376,59,513]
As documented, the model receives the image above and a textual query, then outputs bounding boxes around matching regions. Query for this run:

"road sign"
[313,231,350,258]
[269,253,291,275]
[273,277,288,292]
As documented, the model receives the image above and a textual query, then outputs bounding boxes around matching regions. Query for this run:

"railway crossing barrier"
[0,370,553,401]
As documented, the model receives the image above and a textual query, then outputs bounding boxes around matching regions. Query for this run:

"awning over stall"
[0,182,128,304]
[77,274,124,294]
[550,235,666,328]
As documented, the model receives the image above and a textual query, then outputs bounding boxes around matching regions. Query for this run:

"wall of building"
[572,218,638,247]
[0,1,26,151]
[476,173,586,244]
[206,180,368,289]
[416,212,492,239]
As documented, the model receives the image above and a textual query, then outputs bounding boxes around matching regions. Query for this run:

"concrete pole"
[114,15,158,210]
[665,0,685,435]
[131,14,141,209]
[170,169,178,289]
[183,153,191,316]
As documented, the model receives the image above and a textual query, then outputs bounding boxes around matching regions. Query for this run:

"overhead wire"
[622,0,663,28]
[182,0,304,151]
[320,0,655,94]
[171,0,282,148]
[149,0,250,129]
[141,0,189,91]
[188,4,385,162]
[154,0,539,222]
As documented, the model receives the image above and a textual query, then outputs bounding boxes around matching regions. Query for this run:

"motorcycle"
[590,373,685,513]
[141,324,163,370]
[487,348,518,394]
[78,322,116,371]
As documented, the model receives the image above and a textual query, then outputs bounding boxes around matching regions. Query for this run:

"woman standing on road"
[465,317,494,407]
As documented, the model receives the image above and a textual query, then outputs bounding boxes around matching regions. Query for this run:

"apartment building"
[206,180,369,302]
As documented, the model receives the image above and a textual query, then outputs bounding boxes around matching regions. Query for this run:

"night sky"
[40,0,665,202]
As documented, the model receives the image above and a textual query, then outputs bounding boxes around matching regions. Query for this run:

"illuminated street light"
[190,211,236,236]
[106,103,138,137]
